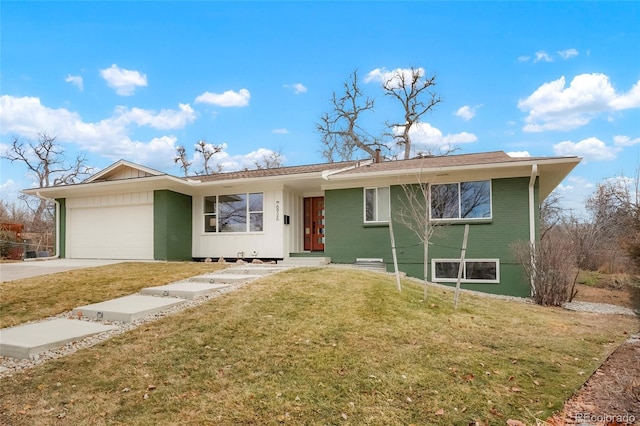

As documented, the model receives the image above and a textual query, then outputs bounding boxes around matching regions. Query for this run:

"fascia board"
[22,175,195,198]
[325,157,580,181]
[321,157,581,195]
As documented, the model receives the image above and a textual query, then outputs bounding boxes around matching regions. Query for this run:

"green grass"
[0,266,637,425]
[576,270,603,287]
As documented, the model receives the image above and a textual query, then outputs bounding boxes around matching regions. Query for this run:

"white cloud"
[0,95,196,168]
[0,179,20,204]
[534,51,553,63]
[111,136,179,169]
[65,74,84,91]
[100,64,147,96]
[455,105,482,121]
[609,81,640,110]
[517,56,531,62]
[518,73,640,132]
[112,103,197,130]
[507,151,531,157]
[364,67,425,88]
[195,89,250,107]
[284,83,307,94]
[553,137,619,161]
[210,147,284,172]
[272,128,289,134]
[394,122,477,155]
[613,135,640,147]
[558,48,579,60]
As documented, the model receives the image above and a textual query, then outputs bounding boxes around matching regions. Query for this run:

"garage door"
[67,204,154,260]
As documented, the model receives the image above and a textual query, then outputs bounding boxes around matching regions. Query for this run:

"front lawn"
[0,266,637,425]
[0,262,224,328]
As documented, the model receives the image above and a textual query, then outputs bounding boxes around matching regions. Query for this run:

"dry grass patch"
[0,262,224,328]
[0,268,637,425]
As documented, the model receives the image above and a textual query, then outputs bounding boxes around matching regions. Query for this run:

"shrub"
[512,233,577,306]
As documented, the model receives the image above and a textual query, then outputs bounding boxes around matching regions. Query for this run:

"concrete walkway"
[0,259,125,282]
[0,264,290,361]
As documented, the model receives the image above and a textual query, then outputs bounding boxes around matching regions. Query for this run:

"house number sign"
[275,200,280,221]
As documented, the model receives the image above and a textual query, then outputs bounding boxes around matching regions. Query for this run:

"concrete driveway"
[0,259,125,282]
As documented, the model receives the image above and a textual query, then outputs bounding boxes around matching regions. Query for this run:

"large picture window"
[364,187,390,222]
[204,193,263,233]
[432,259,499,283]
[430,180,491,220]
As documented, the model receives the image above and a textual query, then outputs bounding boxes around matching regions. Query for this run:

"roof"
[22,151,580,201]
[335,151,575,175]
[83,159,166,183]
[193,160,363,182]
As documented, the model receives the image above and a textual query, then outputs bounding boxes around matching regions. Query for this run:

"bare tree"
[317,70,382,162]
[253,149,284,170]
[173,145,192,177]
[2,133,90,229]
[382,67,442,159]
[195,139,223,175]
[540,192,565,241]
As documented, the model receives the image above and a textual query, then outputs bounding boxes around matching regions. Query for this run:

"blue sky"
[1,1,639,215]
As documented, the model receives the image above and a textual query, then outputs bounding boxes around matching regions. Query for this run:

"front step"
[278,257,331,267]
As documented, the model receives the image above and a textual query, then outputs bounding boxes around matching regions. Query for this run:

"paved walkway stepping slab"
[72,295,186,323]
[141,282,230,300]
[0,319,117,359]
[189,273,261,284]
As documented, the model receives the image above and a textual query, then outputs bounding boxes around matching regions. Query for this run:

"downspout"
[30,191,60,261]
[528,164,538,295]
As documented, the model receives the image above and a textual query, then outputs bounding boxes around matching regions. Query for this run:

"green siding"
[324,178,539,297]
[56,198,66,258]
[154,190,192,261]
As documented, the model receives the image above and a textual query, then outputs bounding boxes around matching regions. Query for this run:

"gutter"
[528,164,538,295]
[28,191,60,261]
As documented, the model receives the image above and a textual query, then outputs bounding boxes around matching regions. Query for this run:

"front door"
[304,197,325,251]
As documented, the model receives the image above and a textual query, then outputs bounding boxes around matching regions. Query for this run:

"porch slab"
[278,257,331,267]
[0,319,117,359]
[220,266,288,275]
[141,282,230,300]
[72,295,186,323]
[189,273,261,284]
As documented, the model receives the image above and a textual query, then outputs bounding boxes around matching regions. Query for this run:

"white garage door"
[68,204,154,260]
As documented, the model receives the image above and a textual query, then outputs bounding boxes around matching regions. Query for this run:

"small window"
[204,193,264,233]
[432,259,499,283]
[204,196,217,232]
[364,187,390,222]
[431,180,491,220]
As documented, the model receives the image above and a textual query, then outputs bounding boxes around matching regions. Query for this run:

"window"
[364,187,390,222]
[432,259,499,283]
[430,180,491,220]
[204,193,263,233]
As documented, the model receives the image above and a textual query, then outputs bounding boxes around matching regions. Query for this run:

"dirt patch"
[572,284,634,309]
[547,337,640,425]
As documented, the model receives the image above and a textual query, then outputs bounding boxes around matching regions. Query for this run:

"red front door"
[304,197,325,251]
